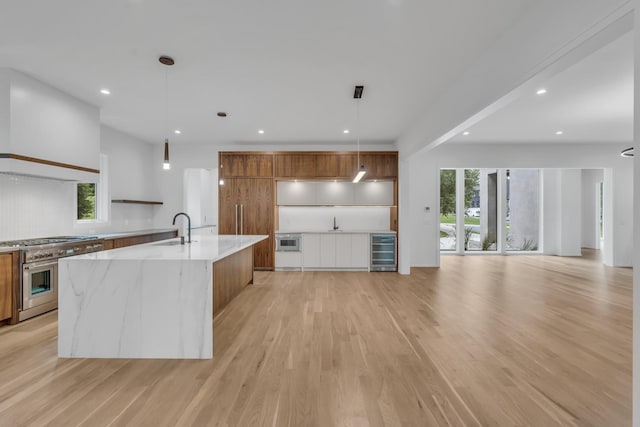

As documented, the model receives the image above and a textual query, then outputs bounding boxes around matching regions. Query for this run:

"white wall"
[0,173,75,240]
[405,142,633,268]
[581,169,604,249]
[0,125,160,240]
[542,169,582,256]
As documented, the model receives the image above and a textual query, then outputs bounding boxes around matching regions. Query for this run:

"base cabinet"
[0,251,19,324]
[302,233,369,270]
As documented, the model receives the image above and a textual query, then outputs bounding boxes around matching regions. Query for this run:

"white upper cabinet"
[316,182,355,205]
[354,181,394,205]
[277,181,394,206]
[277,181,317,205]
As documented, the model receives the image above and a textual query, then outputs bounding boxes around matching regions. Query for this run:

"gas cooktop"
[0,236,98,248]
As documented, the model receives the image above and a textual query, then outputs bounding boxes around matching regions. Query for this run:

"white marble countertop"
[275,230,396,234]
[70,234,267,262]
[0,246,19,254]
[93,228,178,239]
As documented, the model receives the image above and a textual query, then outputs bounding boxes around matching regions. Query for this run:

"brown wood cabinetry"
[274,152,396,180]
[220,153,273,178]
[212,246,254,318]
[274,154,316,178]
[219,178,274,270]
[358,153,398,179]
[0,251,19,325]
[104,230,178,250]
[218,151,397,270]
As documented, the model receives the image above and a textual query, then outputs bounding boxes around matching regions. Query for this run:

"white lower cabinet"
[302,234,321,267]
[302,233,369,270]
[351,234,369,268]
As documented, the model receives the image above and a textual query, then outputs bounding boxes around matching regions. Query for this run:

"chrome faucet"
[172,212,192,244]
[333,216,339,230]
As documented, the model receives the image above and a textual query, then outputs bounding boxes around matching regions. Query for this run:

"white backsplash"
[0,173,156,240]
[278,206,390,232]
[0,173,74,240]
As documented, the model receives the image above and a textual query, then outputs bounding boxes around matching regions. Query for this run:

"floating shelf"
[111,199,163,205]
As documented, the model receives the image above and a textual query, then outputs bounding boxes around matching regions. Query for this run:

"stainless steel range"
[0,236,103,321]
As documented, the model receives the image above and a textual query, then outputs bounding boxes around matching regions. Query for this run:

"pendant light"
[159,55,174,170]
[353,85,366,183]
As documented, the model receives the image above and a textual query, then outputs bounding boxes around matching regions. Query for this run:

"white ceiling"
[0,0,535,146]
[447,30,634,144]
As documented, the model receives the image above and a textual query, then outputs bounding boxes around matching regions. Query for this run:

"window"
[439,168,540,253]
[76,154,109,222]
[77,183,96,220]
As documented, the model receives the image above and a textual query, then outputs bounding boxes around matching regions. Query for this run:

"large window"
[76,154,109,223]
[439,169,456,250]
[439,168,540,253]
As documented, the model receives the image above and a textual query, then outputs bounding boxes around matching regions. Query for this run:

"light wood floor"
[0,251,631,426]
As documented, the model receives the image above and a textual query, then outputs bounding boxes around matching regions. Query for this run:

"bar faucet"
[333,216,339,230]
[172,212,191,244]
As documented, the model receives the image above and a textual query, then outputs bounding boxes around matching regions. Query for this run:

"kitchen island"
[58,234,267,359]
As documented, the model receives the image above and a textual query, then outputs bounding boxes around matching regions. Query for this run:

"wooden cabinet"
[0,251,19,324]
[359,153,398,179]
[104,230,178,250]
[218,178,274,270]
[274,152,394,180]
[274,154,317,178]
[220,153,273,177]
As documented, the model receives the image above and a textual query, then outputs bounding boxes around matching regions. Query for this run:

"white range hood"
[0,68,100,181]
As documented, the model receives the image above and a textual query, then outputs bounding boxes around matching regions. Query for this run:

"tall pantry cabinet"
[218,154,274,270]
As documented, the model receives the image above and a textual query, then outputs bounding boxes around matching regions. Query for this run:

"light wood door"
[0,253,13,322]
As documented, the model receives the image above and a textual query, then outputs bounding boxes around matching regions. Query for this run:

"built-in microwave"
[275,233,301,252]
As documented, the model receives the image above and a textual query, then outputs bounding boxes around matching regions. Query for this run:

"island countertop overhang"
[65,234,268,262]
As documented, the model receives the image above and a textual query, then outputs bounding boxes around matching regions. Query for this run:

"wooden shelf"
[111,199,163,205]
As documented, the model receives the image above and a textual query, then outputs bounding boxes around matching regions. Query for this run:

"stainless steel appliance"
[370,233,397,272]
[275,233,301,252]
[275,233,302,271]
[0,236,104,321]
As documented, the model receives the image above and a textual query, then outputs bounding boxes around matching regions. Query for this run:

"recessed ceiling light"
[555,130,563,135]
[536,88,547,95]
[100,89,111,95]
[343,130,350,134]
[463,131,470,136]
[174,129,181,135]
[217,112,227,117]
[258,129,265,134]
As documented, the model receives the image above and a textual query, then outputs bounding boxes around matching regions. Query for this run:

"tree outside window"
[77,183,96,220]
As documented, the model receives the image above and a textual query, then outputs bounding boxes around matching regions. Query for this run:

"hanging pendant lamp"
[352,85,366,183]
[160,55,174,170]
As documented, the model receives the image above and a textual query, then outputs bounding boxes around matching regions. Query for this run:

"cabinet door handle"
[235,204,239,235]
[240,204,244,235]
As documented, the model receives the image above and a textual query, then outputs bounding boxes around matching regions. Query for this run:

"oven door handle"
[23,260,58,270]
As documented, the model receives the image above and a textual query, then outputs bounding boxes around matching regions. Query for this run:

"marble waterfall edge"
[58,258,212,359]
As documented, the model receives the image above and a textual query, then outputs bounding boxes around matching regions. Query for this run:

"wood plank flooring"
[0,250,631,426]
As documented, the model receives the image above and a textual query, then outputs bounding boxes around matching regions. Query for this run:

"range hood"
[0,68,100,181]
